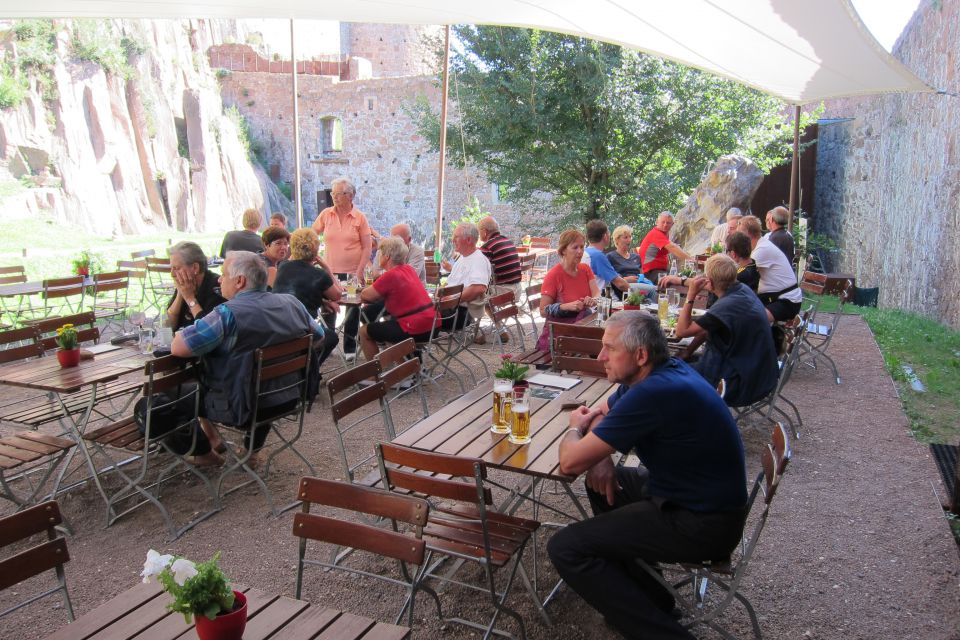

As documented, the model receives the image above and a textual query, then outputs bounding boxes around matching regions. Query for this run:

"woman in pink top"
[311,177,372,280]
[535,228,599,351]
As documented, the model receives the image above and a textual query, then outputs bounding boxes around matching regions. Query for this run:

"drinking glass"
[657,293,669,323]
[491,379,513,434]
[668,289,681,312]
[345,277,358,296]
[138,326,155,355]
[684,259,696,275]
[668,258,678,277]
[508,388,531,445]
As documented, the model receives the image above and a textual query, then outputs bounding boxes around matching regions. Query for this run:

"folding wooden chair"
[90,270,131,335]
[0,431,76,510]
[0,265,28,328]
[799,272,853,384]
[519,281,542,336]
[425,260,441,286]
[552,335,606,378]
[326,360,394,485]
[293,476,437,629]
[20,276,85,322]
[485,290,527,355]
[547,322,605,364]
[377,443,547,640]
[217,334,316,516]
[376,338,429,434]
[419,285,469,394]
[82,356,221,539]
[143,256,176,319]
[0,501,74,623]
[636,439,787,640]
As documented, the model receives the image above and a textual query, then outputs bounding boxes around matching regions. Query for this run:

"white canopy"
[0,0,931,105]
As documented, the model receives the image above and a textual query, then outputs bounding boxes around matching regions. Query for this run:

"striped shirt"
[480,232,522,285]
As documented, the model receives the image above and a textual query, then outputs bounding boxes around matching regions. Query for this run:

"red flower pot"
[56,349,81,368]
[622,304,642,311]
[513,381,529,392]
[194,591,247,640]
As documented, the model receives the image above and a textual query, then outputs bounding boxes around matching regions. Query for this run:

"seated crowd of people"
[161,179,799,636]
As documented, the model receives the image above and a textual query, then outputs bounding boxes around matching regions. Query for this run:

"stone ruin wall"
[814,0,960,328]
[217,53,518,248]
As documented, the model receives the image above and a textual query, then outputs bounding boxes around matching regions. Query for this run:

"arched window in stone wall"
[320,116,343,155]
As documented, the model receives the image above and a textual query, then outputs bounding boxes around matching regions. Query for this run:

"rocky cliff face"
[0,19,290,235]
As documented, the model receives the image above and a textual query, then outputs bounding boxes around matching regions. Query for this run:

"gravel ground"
[1,315,958,640]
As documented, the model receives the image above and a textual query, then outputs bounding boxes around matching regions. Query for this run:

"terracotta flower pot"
[513,381,529,392]
[56,349,81,368]
[622,304,642,311]
[194,591,247,640]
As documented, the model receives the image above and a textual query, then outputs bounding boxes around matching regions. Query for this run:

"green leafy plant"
[55,323,78,350]
[71,20,133,78]
[140,550,236,623]
[625,291,646,306]
[494,354,529,384]
[71,249,103,276]
[446,196,488,237]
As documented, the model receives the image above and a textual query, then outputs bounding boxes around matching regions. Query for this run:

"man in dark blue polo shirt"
[548,311,747,639]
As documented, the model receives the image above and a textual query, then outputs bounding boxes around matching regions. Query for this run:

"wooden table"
[392,375,616,520]
[0,343,150,507]
[43,581,410,640]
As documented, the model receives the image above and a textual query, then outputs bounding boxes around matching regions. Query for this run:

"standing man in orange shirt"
[312,177,374,359]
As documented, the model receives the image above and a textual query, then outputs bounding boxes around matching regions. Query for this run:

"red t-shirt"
[373,264,438,334]
[542,263,595,303]
[638,227,671,273]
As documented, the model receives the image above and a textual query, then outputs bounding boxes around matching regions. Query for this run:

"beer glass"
[668,289,681,311]
[508,388,531,445]
[139,326,155,355]
[345,277,358,296]
[491,379,513,434]
[658,293,669,323]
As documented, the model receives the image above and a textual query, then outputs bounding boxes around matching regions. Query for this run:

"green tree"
[413,26,810,231]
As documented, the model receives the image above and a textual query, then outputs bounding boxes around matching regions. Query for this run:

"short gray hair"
[169,241,208,274]
[390,223,411,242]
[657,211,674,223]
[769,206,789,226]
[478,216,499,235]
[605,311,669,366]
[378,236,409,266]
[225,250,268,291]
[331,177,356,196]
[456,223,479,244]
[725,207,743,221]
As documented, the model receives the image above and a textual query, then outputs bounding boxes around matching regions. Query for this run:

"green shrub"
[71,20,132,78]
[0,64,27,109]
[12,19,57,101]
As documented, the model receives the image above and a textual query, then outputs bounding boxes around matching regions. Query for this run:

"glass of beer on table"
[658,293,669,323]
[508,387,531,445]
[491,379,513,434]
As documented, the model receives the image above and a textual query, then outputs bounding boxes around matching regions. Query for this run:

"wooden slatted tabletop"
[391,376,616,482]
[0,280,44,297]
[43,581,410,640]
[0,344,149,394]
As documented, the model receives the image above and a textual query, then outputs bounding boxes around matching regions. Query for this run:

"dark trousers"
[547,466,744,639]
[439,306,473,332]
[343,302,385,353]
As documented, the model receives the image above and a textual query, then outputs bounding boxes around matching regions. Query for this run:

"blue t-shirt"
[591,358,747,512]
[585,246,620,289]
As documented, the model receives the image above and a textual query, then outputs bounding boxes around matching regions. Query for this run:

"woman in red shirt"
[536,229,600,351]
[358,236,438,361]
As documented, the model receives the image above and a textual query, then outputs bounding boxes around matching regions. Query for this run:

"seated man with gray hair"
[390,222,426,283]
[709,207,743,249]
[548,311,747,638]
[171,251,325,465]
[764,205,795,265]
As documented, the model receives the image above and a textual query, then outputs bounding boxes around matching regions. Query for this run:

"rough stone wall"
[814,0,960,328]
[341,23,442,78]
[219,70,514,246]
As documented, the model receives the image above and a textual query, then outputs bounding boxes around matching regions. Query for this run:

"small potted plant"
[55,323,80,367]
[494,354,530,390]
[140,550,247,640]
[71,250,93,277]
[623,291,646,310]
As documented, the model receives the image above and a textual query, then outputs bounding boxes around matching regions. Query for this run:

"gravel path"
[1,315,957,639]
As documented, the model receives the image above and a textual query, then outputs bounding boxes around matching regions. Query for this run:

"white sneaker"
[342,350,357,362]
[391,378,416,391]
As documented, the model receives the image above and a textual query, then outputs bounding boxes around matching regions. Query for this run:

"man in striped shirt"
[478,216,522,297]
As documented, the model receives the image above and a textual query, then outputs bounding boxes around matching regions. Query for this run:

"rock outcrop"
[0,19,291,234]
[671,155,763,254]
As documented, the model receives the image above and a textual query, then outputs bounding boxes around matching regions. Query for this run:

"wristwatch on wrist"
[681,276,687,286]
[186,299,198,309]
[685,299,695,306]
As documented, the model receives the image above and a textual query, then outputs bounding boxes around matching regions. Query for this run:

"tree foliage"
[413,26,813,231]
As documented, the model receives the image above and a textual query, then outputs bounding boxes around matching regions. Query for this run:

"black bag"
[133,387,206,455]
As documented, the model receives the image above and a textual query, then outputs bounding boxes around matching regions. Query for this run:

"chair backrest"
[92,270,131,294]
[486,290,520,324]
[35,311,99,351]
[294,476,428,562]
[327,360,386,421]
[145,256,171,272]
[327,360,392,481]
[0,326,43,364]
[117,260,147,279]
[130,248,156,260]
[0,501,73,622]
[525,283,541,314]
[549,322,605,341]
[376,339,420,389]
[770,422,791,474]
[41,276,84,301]
[139,356,201,442]
[799,271,828,295]
[529,237,551,249]
[425,260,441,286]
[251,334,313,426]
[377,442,492,506]
[0,265,27,285]
[553,354,606,377]
[555,335,602,357]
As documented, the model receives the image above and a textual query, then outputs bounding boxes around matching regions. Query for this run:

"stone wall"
[219,69,515,247]
[341,23,442,79]
[814,0,960,328]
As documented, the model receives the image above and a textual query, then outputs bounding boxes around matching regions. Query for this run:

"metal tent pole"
[787,104,801,231]
[291,19,303,228]
[433,25,451,257]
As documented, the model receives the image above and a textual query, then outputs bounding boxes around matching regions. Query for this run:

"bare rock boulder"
[672,155,763,254]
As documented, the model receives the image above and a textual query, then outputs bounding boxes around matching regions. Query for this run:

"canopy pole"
[434,25,451,257]
[787,104,801,231]
[291,19,303,228]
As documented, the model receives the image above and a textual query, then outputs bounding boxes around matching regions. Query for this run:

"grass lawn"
[814,294,960,447]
